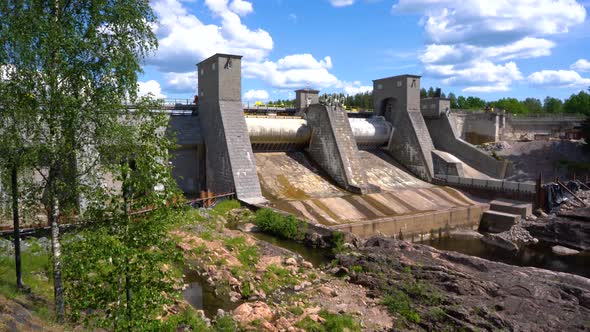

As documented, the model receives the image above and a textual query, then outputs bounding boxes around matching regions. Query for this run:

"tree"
[563,89,590,115]
[427,87,435,97]
[491,98,528,114]
[522,98,543,114]
[543,96,563,113]
[448,93,459,109]
[465,96,486,109]
[0,0,157,322]
[63,107,181,330]
[420,88,427,98]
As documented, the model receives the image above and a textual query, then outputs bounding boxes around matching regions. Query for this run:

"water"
[248,231,333,267]
[182,269,240,318]
[421,237,590,278]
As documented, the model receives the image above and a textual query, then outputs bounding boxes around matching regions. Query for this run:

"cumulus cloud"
[149,0,272,73]
[243,54,339,88]
[164,71,198,94]
[339,81,373,95]
[148,0,361,96]
[330,0,355,7]
[571,59,590,72]
[393,0,586,45]
[395,0,587,92]
[229,0,253,16]
[138,80,166,98]
[528,70,590,87]
[425,61,523,92]
[244,89,270,100]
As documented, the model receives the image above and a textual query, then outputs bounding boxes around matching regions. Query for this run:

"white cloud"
[571,59,590,72]
[148,0,361,97]
[397,0,587,92]
[138,80,166,98]
[339,81,373,95]
[528,70,590,87]
[243,54,340,89]
[229,0,253,16]
[330,0,355,7]
[244,89,270,100]
[164,71,197,94]
[149,0,272,73]
[394,0,586,45]
[425,61,523,92]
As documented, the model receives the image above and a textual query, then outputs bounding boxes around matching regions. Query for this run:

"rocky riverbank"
[337,236,590,331]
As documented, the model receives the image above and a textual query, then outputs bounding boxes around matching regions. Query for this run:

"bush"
[255,209,303,240]
[295,310,361,332]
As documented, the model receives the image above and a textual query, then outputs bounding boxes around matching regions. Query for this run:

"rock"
[276,317,291,331]
[229,291,241,302]
[524,217,590,251]
[318,286,337,297]
[233,301,273,324]
[217,309,225,317]
[450,229,483,240]
[301,261,313,269]
[552,245,580,256]
[534,208,549,218]
[294,281,311,292]
[482,234,519,251]
[526,215,538,221]
[285,257,297,266]
[237,223,259,233]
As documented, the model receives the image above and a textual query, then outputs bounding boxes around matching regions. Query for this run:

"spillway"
[245,116,391,151]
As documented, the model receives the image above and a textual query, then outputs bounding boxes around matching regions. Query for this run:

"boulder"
[552,245,580,256]
[482,234,519,251]
[233,301,273,324]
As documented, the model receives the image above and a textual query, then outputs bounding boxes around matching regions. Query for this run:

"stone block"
[490,200,532,218]
[479,210,521,233]
[447,175,459,184]
[502,181,519,191]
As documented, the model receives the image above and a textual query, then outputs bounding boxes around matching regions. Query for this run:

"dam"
[168,53,527,240]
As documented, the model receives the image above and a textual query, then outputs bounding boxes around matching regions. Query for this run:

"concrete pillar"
[197,53,265,204]
[306,104,372,194]
[295,89,319,112]
[372,75,435,181]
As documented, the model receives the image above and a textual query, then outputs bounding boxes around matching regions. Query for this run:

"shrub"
[255,209,303,240]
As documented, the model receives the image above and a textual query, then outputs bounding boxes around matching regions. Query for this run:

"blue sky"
[139,0,590,103]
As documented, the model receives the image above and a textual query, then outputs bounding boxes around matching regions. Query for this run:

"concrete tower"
[197,54,265,204]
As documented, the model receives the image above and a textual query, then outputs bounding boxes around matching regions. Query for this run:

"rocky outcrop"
[337,236,590,331]
[524,217,590,251]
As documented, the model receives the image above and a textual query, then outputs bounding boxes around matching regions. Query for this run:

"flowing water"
[421,237,590,278]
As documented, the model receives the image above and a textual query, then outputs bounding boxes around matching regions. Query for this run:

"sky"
[139,0,590,103]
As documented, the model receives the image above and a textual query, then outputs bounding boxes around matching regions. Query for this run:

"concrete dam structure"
[168,53,519,239]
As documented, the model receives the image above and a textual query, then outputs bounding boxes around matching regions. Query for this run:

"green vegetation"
[160,308,238,332]
[0,239,52,306]
[255,209,305,241]
[223,236,259,268]
[259,264,300,294]
[331,231,346,253]
[295,310,361,332]
[381,291,421,324]
[212,200,242,216]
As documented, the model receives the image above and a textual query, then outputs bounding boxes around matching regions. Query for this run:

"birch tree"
[0,0,157,321]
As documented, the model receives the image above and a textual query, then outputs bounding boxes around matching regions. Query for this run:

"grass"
[381,290,421,324]
[222,236,259,268]
[259,264,300,294]
[211,200,241,216]
[255,209,304,241]
[160,308,239,332]
[294,310,361,332]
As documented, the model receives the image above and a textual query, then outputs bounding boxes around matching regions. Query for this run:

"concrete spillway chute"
[348,117,391,148]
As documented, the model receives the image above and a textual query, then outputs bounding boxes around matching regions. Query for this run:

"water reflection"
[183,269,239,317]
[422,237,590,278]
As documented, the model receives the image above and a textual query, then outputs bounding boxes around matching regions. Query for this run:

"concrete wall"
[425,114,509,179]
[331,205,486,241]
[432,150,464,177]
[503,114,584,140]
[373,75,435,180]
[295,89,319,111]
[306,104,371,194]
[197,53,265,204]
